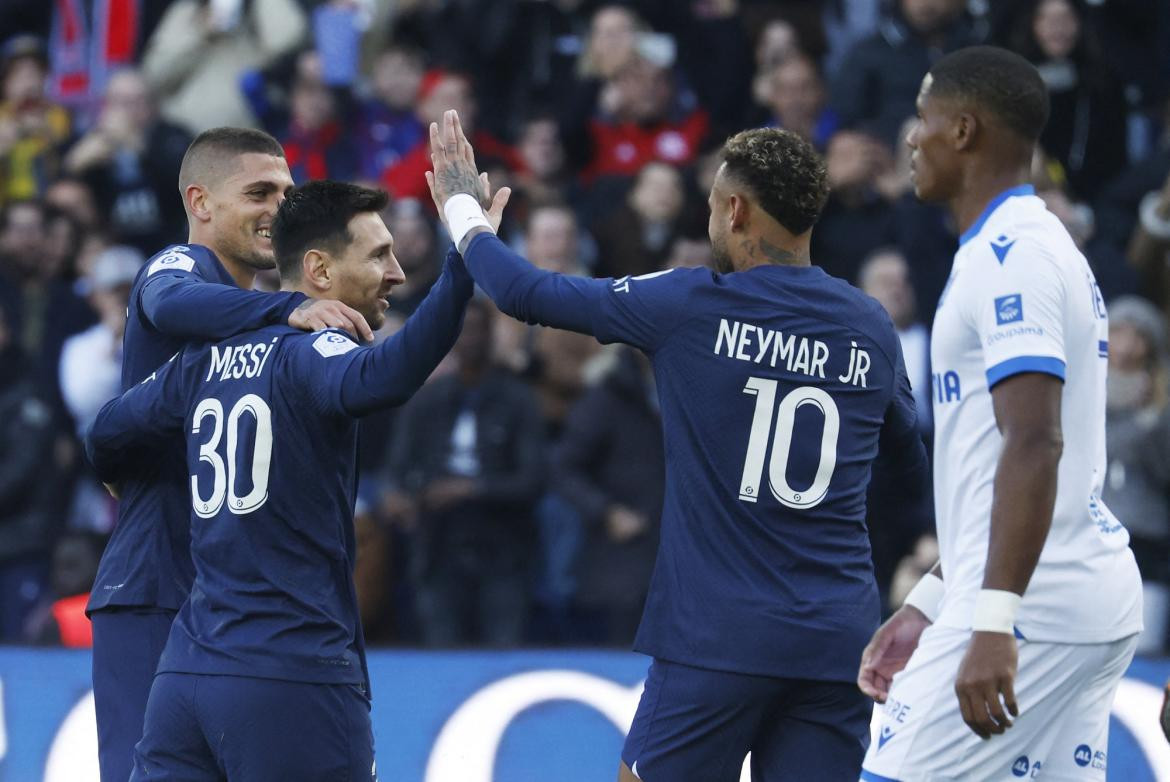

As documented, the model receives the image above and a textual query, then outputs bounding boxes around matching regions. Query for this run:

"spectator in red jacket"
[581,45,708,183]
[382,70,520,204]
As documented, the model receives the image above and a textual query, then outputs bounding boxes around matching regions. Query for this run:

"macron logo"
[878,725,895,751]
[990,234,1016,264]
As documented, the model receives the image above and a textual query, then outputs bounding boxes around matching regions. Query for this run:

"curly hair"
[272,181,389,280]
[721,128,829,236]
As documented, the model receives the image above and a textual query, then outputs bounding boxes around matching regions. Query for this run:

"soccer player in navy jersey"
[86,179,491,780]
[86,127,372,782]
[426,110,930,782]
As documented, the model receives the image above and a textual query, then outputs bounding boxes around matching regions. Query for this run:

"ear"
[728,192,750,233]
[953,111,977,152]
[185,184,211,223]
[302,249,332,291]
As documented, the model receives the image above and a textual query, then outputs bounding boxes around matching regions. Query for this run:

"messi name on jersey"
[714,318,871,387]
[205,338,281,382]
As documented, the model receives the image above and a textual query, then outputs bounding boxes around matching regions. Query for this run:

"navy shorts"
[129,672,375,782]
[91,607,177,782]
[621,658,871,782]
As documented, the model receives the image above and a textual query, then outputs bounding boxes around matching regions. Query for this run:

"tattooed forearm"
[434,160,483,203]
[759,237,808,265]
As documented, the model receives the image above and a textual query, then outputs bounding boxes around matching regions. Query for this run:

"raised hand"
[288,298,375,342]
[424,110,511,239]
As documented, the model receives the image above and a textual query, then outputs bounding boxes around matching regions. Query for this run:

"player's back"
[89,245,232,614]
[158,325,367,685]
[611,264,915,680]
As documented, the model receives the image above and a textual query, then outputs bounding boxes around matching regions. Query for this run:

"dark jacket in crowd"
[831,11,980,147]
[0,351,58,562]
[554,348,662,637]
[388,368,545,575]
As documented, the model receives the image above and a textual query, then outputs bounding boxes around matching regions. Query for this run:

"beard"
[711,236,734,274]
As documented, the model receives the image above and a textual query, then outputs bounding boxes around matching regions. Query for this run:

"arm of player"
[953,372,1061,739]
[84,354,190,484]
[335,250,475,417]
[952,240,1068,739]
[141,273,373,342]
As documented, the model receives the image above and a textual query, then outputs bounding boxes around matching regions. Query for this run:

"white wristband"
[971,589,1021,635]
[443,193,493,249]
[903,573,944,623]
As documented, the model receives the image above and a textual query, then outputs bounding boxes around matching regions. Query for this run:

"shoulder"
[140,244,214,279]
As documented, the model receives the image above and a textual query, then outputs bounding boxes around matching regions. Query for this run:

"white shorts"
[860,624,1138,782]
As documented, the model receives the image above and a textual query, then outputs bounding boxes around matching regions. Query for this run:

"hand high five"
[424,109,511,237]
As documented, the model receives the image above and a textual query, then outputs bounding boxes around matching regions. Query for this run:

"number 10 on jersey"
[739,378,840,509]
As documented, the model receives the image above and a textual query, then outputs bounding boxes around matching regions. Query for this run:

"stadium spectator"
[510,114,576,219]
[831,0,978,147]
[0,199,96,406]
[758,53,839,152]
[579,48,708,184]
[0,306,58,642]
[63,68,191,255]
[858,248,935,607]
[554,346,662,645]
[812,130,899,283]
[141,0,307,132]
[383,69,520,205]
[0,36,71,206]
[58,245,142,436]
[1124,155,1170,313]
[26,530,106,647]
[43,174,100,235]
[387,297,545,647]
[356,45,425,181]
[1007,0,1128,201]
[1102,296,1170,654]
[379,198,443,320]
[592,162,699,279]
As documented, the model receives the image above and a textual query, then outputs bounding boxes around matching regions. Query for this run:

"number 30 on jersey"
[738,378,840,509]
[190,394,274,518]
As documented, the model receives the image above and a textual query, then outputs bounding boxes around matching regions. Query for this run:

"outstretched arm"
[85,354,189,483]
[332,251,475,417]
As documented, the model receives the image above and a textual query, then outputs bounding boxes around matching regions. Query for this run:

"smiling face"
[203,153,294,271]
[905,74,963,203]
[327,212,405,331]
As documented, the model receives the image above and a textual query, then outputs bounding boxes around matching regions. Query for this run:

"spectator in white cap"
[59,245,143,436]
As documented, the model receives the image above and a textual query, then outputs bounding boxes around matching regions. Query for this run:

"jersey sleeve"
[84,350,192,482]
[877,337,930,496]
[138,247,306,340]
[967,240,1067,388]
[462,232,703,352]
[293,250,475,418]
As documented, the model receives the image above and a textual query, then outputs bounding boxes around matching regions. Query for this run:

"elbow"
[1006,426,1063,466]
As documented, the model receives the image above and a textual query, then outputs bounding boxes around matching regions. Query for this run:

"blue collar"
[958,184,1035,246]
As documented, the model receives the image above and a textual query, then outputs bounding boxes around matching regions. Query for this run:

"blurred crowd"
[2,0,1170,653]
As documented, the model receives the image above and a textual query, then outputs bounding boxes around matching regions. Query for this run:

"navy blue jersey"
[463,233,927,681]
[89,244,305,613]
[87,254,472,685]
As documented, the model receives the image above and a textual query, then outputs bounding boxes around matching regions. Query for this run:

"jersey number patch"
[191,394,274,518]
[738,379,840,509]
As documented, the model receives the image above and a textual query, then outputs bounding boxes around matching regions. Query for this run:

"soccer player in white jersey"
[857,46,1143,782]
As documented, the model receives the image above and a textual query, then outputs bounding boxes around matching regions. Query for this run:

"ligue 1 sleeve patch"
[312,331,359,357]
[147,246,197,275]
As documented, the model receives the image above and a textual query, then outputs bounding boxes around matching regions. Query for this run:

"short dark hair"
[928,46,1050,143]
[721,128,828,235]
[271,181,389,280]
[178,127,285,192]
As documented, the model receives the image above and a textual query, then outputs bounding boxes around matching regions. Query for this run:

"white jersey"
[930,185,1142,643]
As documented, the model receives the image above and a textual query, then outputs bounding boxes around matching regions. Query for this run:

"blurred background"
[0,0,1168,663]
